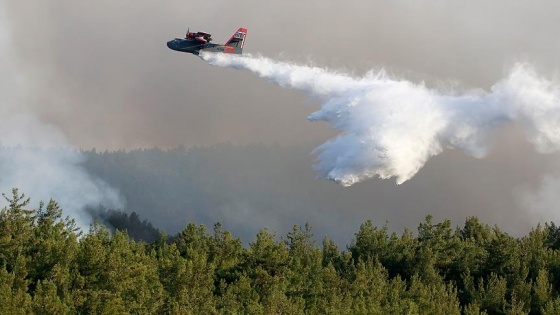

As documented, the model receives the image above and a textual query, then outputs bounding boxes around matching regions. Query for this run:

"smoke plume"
[0,11,123,230]
[202,53,560,186]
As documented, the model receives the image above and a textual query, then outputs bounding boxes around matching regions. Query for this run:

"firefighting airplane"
[167,27,247,55]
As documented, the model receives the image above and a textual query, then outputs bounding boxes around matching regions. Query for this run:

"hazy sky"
[5,1,560,149]
[3,1,560,240]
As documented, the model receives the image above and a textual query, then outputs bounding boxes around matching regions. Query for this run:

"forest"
[2,188,560,314]
[79,144,551,246]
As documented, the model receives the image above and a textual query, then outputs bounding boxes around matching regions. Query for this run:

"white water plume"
[202,53,560,186]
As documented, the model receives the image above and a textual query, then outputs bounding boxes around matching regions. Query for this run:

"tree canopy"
[1,189,560,314]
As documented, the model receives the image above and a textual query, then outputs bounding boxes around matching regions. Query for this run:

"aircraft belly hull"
[199,45,242,54]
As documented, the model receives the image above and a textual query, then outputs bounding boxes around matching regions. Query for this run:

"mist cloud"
[517,175,560,225]
[203,53,560,185]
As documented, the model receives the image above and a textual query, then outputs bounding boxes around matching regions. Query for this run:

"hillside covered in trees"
[80,144,553,245]
[3,189,560,314]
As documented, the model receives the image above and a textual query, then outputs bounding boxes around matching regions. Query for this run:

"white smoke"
[202,53,560,186]
[0,10,123,230]
[516,174,560,226]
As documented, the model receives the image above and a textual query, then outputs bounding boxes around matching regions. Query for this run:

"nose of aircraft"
[167,40,174,50]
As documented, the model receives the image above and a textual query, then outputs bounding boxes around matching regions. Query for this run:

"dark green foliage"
[4,193,560,314]
[93,209,161,243]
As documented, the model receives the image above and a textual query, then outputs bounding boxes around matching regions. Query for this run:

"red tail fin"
[225,27,247,49]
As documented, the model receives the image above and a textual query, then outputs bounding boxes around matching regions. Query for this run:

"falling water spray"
[202,53,560,186]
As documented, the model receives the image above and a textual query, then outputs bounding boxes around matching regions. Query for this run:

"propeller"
[186,27,189,38]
